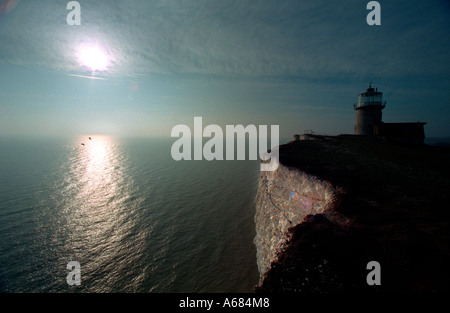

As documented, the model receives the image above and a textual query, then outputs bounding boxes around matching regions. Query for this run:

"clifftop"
[255,137,450,292]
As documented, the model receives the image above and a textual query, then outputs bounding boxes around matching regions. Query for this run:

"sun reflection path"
[77,135,118,207]
[68,136,135,267]
[57,135,143,290]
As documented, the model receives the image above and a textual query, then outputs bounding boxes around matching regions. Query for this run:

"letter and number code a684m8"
[179,297,270,310]
[222,298,269,308]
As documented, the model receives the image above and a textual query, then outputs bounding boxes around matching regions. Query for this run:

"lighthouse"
[354,84,386,135]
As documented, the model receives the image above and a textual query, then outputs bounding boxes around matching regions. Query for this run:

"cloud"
[67,73,104,80]
[0,0,449,79]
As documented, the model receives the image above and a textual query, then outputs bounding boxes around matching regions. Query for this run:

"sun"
[77,45,109,72]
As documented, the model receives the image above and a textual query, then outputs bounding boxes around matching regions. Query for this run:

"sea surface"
[0,136,261,292]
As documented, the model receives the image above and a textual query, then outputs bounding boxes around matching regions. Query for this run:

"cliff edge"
[254,137,450,292]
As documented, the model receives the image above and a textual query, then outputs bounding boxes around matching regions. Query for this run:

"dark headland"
[255,136,450,293]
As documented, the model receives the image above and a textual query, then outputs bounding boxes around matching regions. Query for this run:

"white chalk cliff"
[254,164,336,282]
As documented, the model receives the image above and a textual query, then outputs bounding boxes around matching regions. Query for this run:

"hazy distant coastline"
[425,137,450,146]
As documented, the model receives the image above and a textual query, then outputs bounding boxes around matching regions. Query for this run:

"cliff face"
[254,165,337,283]
[254,138,450,292]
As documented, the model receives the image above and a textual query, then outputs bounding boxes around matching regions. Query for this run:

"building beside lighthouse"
[353,84,426,144]
[294,84,427,144]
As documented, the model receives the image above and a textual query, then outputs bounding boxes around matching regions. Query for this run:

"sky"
[0,0,449,139]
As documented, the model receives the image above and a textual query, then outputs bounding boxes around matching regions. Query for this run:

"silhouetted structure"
[354,83,386,135]
[353,84,426,144]
[374,122,426,144]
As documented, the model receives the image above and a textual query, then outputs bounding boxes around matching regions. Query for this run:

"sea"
[0,136,261,292]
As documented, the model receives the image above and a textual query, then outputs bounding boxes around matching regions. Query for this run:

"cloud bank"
[0,0,449,79]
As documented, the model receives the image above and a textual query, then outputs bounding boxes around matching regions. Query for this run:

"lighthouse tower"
[354,84,386,135]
